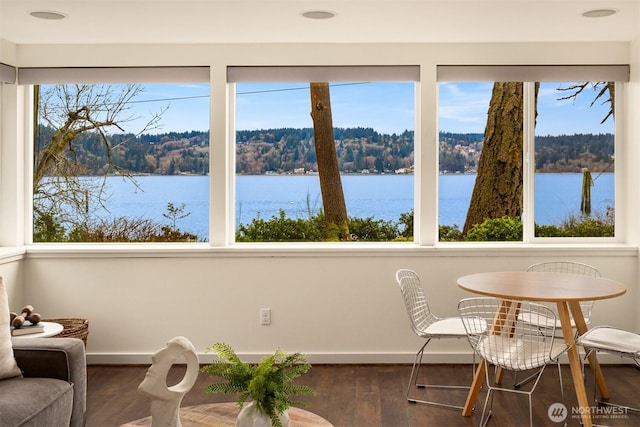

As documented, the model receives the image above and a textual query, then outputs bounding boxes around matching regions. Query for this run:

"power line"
[237,82,370,96]
[128,95,208,104]
[41,82,373,108]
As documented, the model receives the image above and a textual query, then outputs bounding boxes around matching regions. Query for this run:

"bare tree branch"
[34,84,167,235]
[556,81,614,124]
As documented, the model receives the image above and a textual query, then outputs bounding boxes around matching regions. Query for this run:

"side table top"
[120,403,333,427]
[11,321,64,339]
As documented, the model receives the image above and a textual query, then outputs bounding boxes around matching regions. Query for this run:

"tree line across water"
[36,125,614,176]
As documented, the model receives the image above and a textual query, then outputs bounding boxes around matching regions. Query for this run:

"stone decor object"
[138,336,199,427]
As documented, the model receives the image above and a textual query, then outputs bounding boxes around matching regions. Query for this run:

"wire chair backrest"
[458,297,561,371]
[527,261,601,321]
[395,269,438,335]
[527,261,601,277]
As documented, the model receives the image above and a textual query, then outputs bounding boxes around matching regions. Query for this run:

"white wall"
[1,41,639,363]
[20,248,638,364]
[0,256,24,311]
[630,29,640,333]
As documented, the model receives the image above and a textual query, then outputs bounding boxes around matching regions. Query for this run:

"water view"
[94,173,614,239]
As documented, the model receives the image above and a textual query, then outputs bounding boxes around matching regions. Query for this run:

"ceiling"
[0,0,639,45]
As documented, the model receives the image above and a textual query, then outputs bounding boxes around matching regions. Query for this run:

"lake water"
[96,173,614,237]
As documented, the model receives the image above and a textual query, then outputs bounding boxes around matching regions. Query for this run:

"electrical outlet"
[260,308,271,325]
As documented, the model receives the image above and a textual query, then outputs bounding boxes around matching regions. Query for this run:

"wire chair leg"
[405,340,470,410]
[484,363,547,427]
[591,357,640,413]
[480,382,495,427]
[514,363,550,390]
[406,341,428,402]
[557,360,564,398]
[514,370,541,389]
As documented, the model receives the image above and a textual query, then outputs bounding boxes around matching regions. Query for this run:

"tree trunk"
[462,82,525,235]
[309,82,350,241]
[581,168,592,215]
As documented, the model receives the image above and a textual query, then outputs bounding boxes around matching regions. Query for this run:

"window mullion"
[522,82,536,242]
[210,69,230,246]
[613,81,624,242]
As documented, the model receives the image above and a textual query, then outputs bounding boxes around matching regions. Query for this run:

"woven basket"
[43,318,89,347]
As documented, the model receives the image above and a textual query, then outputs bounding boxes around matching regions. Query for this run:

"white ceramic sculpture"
[138,336,199,427]
[236,401,290,427]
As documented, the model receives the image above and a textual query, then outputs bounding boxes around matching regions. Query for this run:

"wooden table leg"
[568,300,609,401]
[557,301,592,427]
[493,300,519,385]
[462,358,485,416]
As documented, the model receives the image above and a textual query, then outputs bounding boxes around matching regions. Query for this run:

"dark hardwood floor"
[86,364,638,427]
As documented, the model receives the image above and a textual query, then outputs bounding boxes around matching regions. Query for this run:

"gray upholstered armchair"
[1,337,86,427]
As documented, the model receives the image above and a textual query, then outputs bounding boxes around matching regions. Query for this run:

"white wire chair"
[458,297,570,427]
[526,261,601,328]
[394,269,483,410]
[576,325,640,413]
[515,261,601,389]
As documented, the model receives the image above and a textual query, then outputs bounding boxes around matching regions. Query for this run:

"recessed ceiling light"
[302,10,336,20]
[582,9,617,18]
[30,10,67,20]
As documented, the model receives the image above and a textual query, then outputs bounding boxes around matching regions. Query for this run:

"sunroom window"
[229,66,417,242]
[534,81,615,238]
[436,65,628,243]
[23,67,210,243]
[438,81,523,242]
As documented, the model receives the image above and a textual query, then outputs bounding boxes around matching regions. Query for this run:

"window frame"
[12,64,629,248]
[526,81,622,243]
[437,65,628,244]
[227,66,420,245]
[21,66,211,244]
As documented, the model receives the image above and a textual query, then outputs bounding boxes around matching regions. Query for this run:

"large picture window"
[438,81,523,241]
[24,67,210,243]
[437,65,627,242]
[230,66,417,242]
[534,82,615,238]
[21,64,627,246]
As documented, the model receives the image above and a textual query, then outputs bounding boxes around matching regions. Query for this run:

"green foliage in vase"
[201,342,314,427]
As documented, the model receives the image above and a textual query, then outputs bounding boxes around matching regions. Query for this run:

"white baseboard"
[86,351,634,365]
[86,351,473,365]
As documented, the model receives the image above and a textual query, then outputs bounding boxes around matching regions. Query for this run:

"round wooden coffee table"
[120,402,333,427]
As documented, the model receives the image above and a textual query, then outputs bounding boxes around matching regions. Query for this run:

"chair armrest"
[11,337,87,427]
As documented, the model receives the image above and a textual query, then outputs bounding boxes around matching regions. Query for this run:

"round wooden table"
[120,403,333,427]
[457,271,627,427]
[457,270,626,303]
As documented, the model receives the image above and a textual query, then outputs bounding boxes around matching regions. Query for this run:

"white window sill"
[6,241,636,259]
